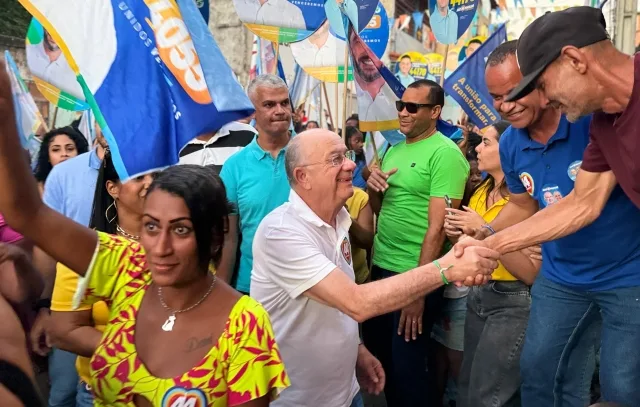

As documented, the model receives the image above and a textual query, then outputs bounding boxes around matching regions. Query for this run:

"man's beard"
[354,56,381,83]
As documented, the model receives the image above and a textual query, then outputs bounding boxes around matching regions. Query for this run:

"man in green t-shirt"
[366,79,469,406]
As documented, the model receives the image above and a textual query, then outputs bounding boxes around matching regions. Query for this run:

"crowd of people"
[0,6,637,407]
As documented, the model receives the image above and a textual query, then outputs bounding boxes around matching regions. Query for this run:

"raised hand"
[367,166,397,193]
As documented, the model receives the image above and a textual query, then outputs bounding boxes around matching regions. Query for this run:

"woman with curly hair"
[34,126,89,195]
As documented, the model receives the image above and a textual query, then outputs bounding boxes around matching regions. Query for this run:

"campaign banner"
[236,0,326,43]
[5,50,45,163]
[443,24,507,129]
[292,1,389,83]
[196,0,209,22]
[428,0,479,44]
[19,0,255,180]
[424,53,444,83]
[346,19,401,132]
[25,18,89,111]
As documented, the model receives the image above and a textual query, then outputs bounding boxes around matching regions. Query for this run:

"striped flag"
[18,0,255,180]
[4,50,45,164]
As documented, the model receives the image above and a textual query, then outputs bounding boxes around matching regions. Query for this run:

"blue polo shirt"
[43,149,102,226]
[220,137,291,293]
[500,115,640,291]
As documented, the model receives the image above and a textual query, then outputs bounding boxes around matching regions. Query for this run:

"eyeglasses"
[301,150,356,167]
[395,101,435,114]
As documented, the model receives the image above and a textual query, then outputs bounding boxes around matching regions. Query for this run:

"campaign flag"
[249,35,259,83]
[290,64,321,109]
[195,0,209,22]
[18,0,255,180]
[443,24,507,130]
[4,50,45,163]
[256,37,287,85]
[344,19,460,143]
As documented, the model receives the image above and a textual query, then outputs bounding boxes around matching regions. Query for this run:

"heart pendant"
[162,315,176,332]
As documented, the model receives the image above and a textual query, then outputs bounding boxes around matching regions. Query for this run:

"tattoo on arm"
[184,335,213,353]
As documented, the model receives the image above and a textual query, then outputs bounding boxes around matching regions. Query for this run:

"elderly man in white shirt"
[251,129,500,407]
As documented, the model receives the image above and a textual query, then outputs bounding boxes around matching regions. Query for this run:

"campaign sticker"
[541,184,564,207]
[567,160,581,181]
[340,236,352,265]
[519,172,534,196]
[161,387,207,407]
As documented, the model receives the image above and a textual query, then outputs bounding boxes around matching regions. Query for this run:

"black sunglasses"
[395,101,435,114]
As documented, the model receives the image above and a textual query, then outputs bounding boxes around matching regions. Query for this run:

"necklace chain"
[157,275,217,316]
[116,224,140,241]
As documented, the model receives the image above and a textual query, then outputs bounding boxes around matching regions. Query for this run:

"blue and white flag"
[443,24,507,129]
[4,50,45,164]
[19,0,255,180]
[290,64,321,109]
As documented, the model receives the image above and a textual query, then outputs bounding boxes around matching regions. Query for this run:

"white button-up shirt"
[291,32,347,68]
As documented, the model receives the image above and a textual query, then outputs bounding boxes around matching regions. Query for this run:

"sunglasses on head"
[395,101,435,114]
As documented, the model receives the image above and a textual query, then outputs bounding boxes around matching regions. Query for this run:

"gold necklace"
[116,224,140,241]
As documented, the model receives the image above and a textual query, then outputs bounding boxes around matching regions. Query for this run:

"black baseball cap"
[505,6,609,102]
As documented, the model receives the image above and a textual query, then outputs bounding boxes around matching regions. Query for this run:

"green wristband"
[433,260,453,285]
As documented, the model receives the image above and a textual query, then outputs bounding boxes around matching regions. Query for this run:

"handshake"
[438,237,500,287]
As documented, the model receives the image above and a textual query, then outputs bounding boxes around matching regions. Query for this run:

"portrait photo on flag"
[18,0,255,180]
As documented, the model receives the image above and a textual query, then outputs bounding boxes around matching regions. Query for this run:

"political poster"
[424,53,444,83]
[19,0,255,180]
[428,0,479,44]
[234,0,326,43]
[291,1,389,83]
[25,18,89,111]
[443,24,507,129]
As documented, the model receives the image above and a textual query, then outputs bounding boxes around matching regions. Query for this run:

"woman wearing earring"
[49,150,151,407]
[34,126,89,196]
[0,66,289,405]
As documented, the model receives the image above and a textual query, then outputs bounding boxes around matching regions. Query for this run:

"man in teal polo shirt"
[220,74,292,294]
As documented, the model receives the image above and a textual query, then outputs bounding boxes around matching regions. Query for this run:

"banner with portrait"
[428,0,479,44]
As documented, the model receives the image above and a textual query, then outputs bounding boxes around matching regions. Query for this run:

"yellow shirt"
[468,184,517,281]
[346,188,370,284]
[51,263,109,384]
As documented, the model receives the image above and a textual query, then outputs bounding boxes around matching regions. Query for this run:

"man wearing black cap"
[455,7,640,407]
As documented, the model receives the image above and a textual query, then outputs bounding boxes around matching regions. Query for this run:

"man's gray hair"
[284,136,304,186]
[247,74,288,102]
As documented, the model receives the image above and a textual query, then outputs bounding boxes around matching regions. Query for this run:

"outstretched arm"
[0,63,96,277]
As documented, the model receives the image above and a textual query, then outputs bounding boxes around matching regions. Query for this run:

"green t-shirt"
[373,132,469,273]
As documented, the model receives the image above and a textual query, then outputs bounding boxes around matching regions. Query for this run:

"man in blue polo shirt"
[476,41,640,407]
[220,74,292,293]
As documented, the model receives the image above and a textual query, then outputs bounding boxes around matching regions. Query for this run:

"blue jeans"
[521,274,640,407]
[48,348,79,407]
[363,266,444,407]
[458,281,531,407]
[349,392,364,407]
[76,382,94,407]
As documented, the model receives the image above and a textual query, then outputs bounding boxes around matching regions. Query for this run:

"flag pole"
[322,82,335,130]
[341,45,350,141]
[440,44,450,87]
[51,106,59,128]
[273,42,279,75]
[334,82,339,134]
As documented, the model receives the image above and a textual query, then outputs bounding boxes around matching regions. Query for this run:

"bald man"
[250,129,500,407]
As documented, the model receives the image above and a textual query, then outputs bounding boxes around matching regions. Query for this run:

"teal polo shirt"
[220,137,291,293]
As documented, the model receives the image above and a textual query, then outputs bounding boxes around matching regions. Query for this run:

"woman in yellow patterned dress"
[0,76,289,406]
